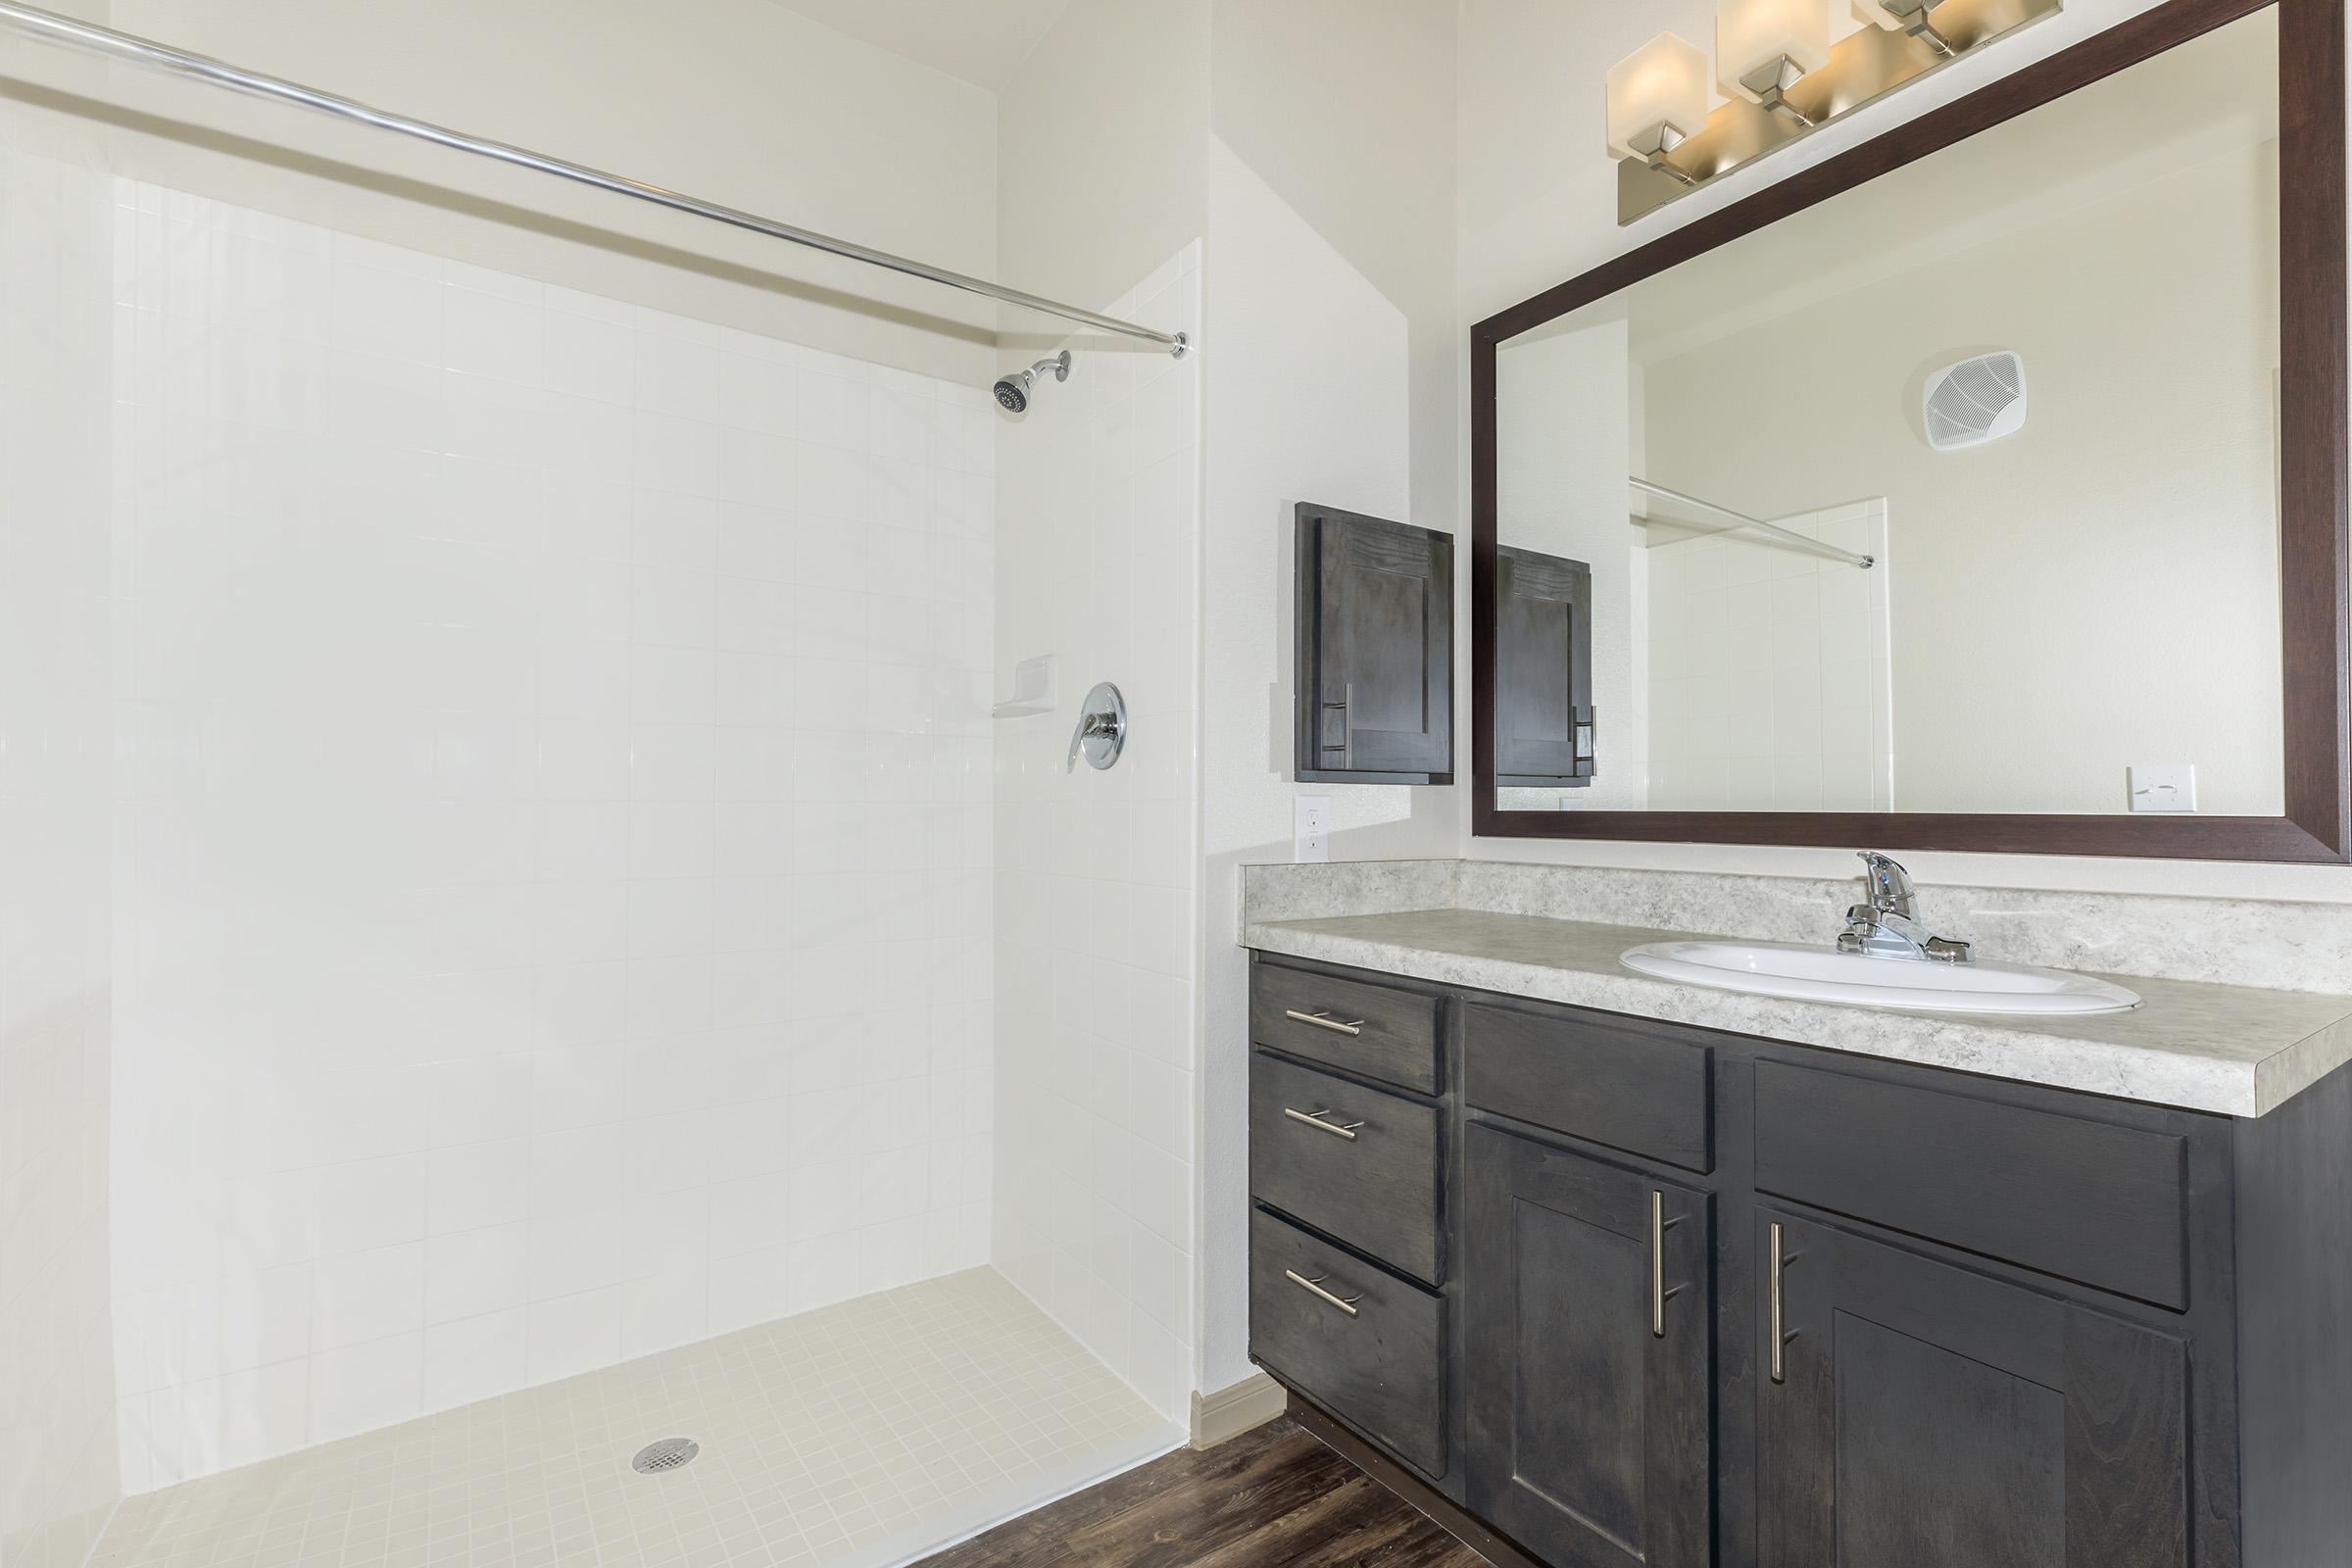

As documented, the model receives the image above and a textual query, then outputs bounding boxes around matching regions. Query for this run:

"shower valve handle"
[1065,683,1130,772]
[1066,711,1115,770]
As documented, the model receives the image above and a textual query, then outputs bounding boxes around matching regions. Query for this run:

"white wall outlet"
[2129,764,2197,812]
[1294,795,1331,862]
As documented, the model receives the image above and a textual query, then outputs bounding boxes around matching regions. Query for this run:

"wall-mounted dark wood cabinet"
[1295,503,1453,784]
[1246,949,2352,1568]
[1494,547,1593,788]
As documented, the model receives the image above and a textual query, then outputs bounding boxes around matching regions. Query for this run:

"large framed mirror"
[1471,0,2348,861]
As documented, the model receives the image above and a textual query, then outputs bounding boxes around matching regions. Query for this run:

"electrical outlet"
[1294,795,1331,862]
[2129,764,2196,812]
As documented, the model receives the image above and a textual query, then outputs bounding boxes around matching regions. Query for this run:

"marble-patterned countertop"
[1244,906,2352,1117]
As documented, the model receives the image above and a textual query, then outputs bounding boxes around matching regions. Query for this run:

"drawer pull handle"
[1769,1220,1801,1384]
[1282,1106,1364,1141]
[1284,1008,1365,1037]
[1285,1269,1363,1316]
[1649,1190,1684,1338]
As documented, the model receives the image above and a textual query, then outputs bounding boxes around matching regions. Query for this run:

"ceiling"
[763,0,1073,92]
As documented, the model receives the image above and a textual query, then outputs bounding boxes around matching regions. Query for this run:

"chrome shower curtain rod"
[1630,477,1875,569]
[0,1,1189,358]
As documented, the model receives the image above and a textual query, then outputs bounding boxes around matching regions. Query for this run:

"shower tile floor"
[90,1270,1179,1568]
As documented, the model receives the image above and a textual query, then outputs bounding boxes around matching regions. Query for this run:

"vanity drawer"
[1250,1205,1446,1477]
[1465,1003,1713,1172]
[1753,1058,2189,1308]
[1251,1054,1442,1283]
[1250,962,1442,1095]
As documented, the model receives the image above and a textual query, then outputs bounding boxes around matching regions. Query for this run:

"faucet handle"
[1856,851,1918,919]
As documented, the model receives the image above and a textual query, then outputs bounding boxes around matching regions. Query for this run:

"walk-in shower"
[0,3,1206,1566]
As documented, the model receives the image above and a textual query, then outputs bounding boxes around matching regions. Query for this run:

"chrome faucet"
[1837,851,1974,964]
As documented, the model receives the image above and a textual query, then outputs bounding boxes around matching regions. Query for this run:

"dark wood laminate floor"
[913,1418,1489,1567]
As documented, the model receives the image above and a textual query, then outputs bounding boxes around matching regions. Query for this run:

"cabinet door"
[1464,1125,1713,1568]
[1495,546,1595,786]
[1297,503,1453,782]
[1758,1212,2189,1568]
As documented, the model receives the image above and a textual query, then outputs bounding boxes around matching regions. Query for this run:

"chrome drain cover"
[631,1437,700,1475]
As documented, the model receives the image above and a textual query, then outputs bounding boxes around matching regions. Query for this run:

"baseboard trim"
[1282,1385,1544,1568]
[1188,1372,1289,1449]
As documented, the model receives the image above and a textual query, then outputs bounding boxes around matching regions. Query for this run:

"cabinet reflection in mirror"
[1488,6,2291,826]
[1495,547,1596,789]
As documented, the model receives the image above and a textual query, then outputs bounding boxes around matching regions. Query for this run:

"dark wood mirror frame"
[1471,0,2349,862]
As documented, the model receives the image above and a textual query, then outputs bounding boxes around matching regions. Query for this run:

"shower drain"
[631,1437,701,1475]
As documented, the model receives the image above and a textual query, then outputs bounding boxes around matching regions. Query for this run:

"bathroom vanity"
[1244,905,2352,1568]
[1251,0,2352,1557]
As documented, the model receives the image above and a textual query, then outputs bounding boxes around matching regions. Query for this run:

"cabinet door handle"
[1769,1220,1799,1384]
[1282,1106,1364,1141]
[1317,682,1354,763]
[1284,1008,1365,1037]
[1649,1190,1683,1338]
[1285,1269,1363,1317]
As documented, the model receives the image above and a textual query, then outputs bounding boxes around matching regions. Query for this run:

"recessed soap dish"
[992,654,1056,718]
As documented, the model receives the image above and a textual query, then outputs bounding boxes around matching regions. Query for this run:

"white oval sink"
[1620,938,2141,1015]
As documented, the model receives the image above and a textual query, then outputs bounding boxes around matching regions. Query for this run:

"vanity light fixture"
[1854,0,1957,57]
[1718,0,1831,125]
[1605,32,1712,186]
[1608,0,2063,224]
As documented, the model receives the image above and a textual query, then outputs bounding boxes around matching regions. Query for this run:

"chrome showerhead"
[993,350,1070,414]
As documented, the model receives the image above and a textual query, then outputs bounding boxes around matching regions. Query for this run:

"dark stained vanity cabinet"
[1247,950,2352,1568]
[1464,1127,1713,1568]
[1756,1213,2191,1568]
[1295,502,1453,785]
[1250,1054,1443,1284]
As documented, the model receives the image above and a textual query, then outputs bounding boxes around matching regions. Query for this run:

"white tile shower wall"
[106,181,998,1491]
[1644,503,1891,811]
[0,140,121,1568]
[991,245,1201,1423]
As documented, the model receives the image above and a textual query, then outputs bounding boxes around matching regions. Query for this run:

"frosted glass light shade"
[1718,0,1831,98]
[1606,32,1710,160]
[1853,0,1942,27]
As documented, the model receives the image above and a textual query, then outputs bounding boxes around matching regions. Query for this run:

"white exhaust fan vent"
[1923,351,2028,451]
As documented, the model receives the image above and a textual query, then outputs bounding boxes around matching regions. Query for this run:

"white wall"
[106,183,998,1490]
[1457,0,2352,901]
[3,0,999,383]
[994,0,1209,364]
[1207,0,1461,533]
[0,136,119,1568]
[991,249,1202,1423]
